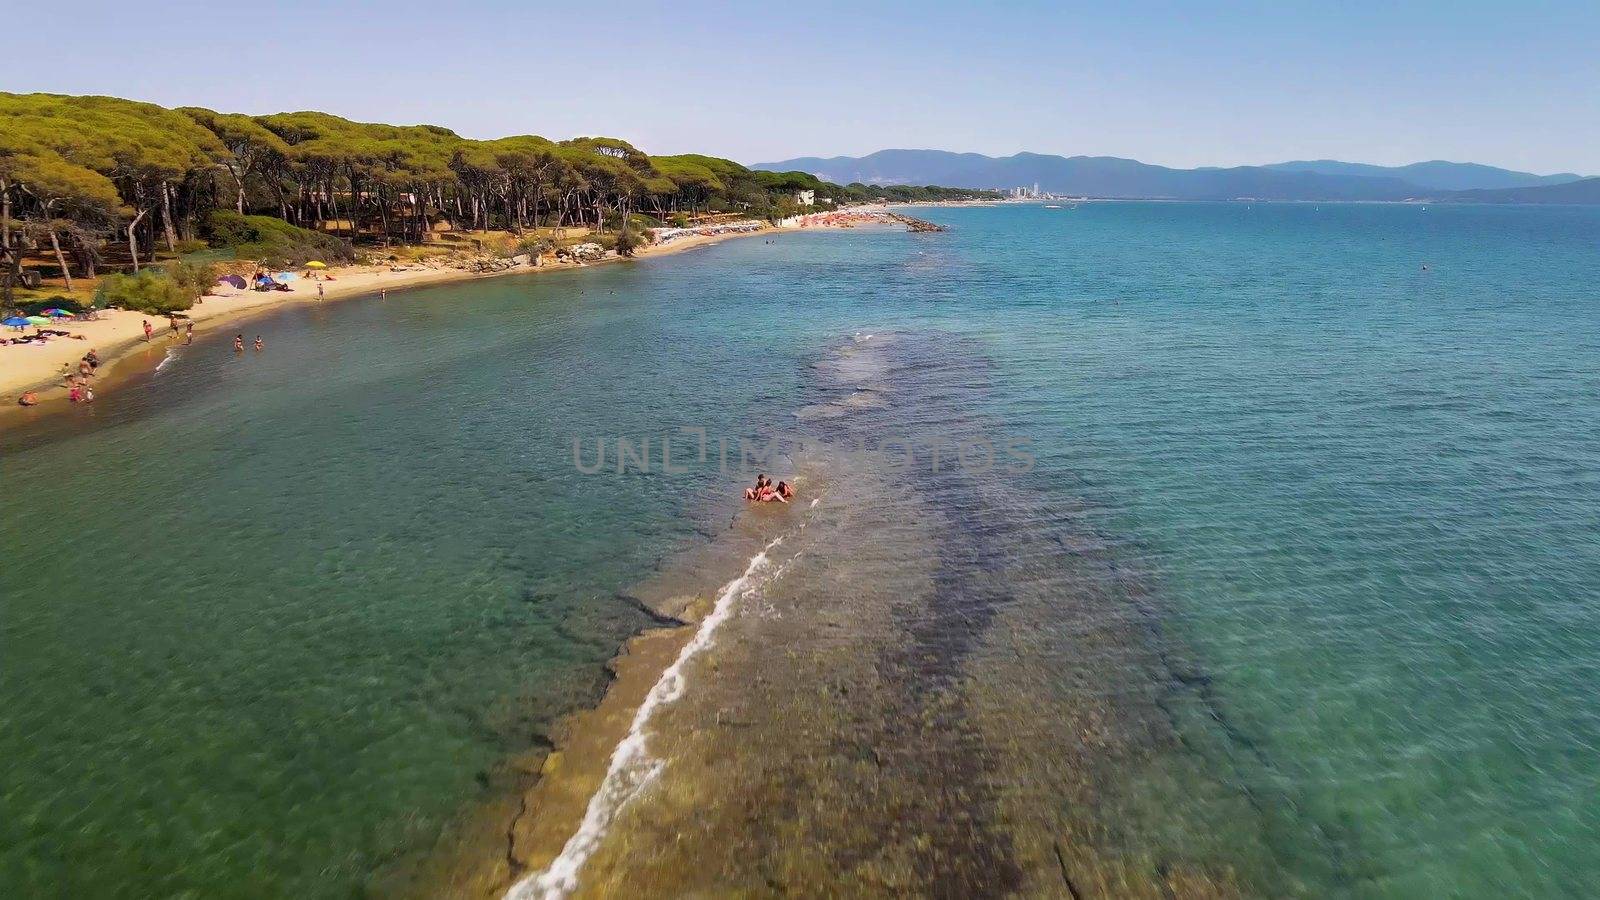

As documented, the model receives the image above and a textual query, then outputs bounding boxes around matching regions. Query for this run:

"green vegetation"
[1,92,998,303]
[94,270,194,314]
[16,295,86,315]
[203,211,350,267]
[842,183,1003,203]
[167,260,218,305]
[614,223,643,258]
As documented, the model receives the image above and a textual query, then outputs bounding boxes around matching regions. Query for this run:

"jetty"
[793,210,950,232]
[884,211,948,232]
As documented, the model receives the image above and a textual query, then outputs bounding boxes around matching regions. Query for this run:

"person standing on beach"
[142,320,152,341]
[317,282,325,300]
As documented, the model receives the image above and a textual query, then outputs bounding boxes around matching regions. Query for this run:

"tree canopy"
[1,91,998,296]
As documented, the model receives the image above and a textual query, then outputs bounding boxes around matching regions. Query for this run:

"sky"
[5,0,1598,174]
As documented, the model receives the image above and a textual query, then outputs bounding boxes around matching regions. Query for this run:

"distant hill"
[1261,160,1582,191]
[752,150,1590,202]
[1440,177,1600,204]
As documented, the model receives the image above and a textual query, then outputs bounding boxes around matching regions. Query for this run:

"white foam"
[505,534,787,900]
[155,349,176,372]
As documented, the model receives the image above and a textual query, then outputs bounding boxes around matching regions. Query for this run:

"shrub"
[20,296,85,315]
[203,211,351,268]
[516,236,555,257]
[167,261,218,303]
[614,224,644,258]
[602,211,660,231]
[670,213,689,228]
[95,271,192,314]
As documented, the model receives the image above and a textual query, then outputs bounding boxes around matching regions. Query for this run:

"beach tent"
[3,316,30,328]
[218,274,247,289]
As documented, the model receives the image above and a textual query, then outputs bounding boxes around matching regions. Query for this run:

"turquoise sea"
[4,202,1600,896]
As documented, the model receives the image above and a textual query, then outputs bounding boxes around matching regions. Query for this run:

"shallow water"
[5,204,1600,897]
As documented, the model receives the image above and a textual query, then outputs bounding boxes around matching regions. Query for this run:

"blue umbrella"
[3,316,30,327]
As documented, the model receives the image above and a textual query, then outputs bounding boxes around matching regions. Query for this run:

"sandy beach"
[1,223,777,415]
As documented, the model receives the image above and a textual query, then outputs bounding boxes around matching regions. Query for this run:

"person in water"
[234,334,245,352]
[253,336,263,352]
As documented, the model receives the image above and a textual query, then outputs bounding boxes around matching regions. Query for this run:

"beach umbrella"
[43,308,73,317]
[25,316,51,326]
[275,272,297,281]
[218,274,247,289]
[3,316,29,327]
[304,261,327,269]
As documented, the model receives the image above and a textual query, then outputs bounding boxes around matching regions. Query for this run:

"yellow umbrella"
[305,261,327,269]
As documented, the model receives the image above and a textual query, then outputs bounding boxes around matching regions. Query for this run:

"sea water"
[4,202,1599,896]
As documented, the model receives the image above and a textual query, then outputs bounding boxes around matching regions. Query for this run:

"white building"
[796,190,816,206]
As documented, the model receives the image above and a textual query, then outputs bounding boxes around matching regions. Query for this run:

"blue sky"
[6,0,1597,173]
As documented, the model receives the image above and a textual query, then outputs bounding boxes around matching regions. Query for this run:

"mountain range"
[751,150,1595,203]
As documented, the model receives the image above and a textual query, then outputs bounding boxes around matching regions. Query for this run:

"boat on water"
[1044,204,1061,208]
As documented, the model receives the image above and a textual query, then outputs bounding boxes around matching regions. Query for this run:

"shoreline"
[0,223,778,425]
[3,221,922,897]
